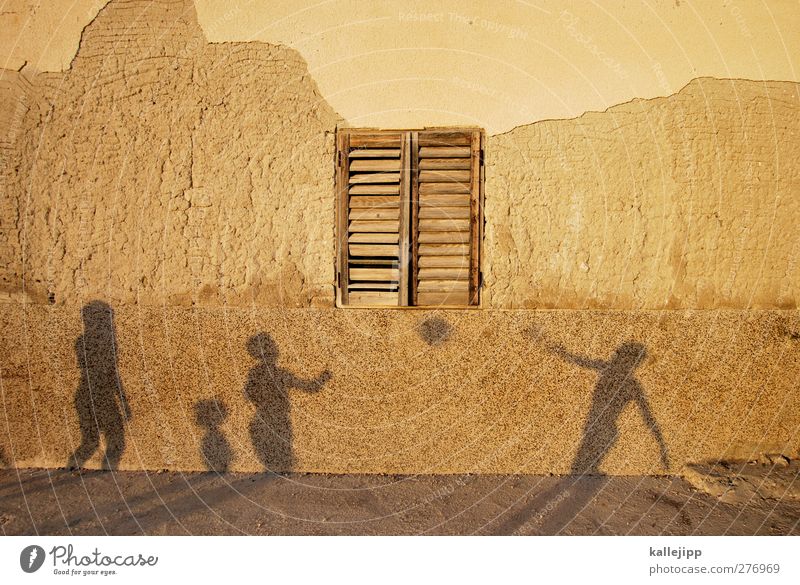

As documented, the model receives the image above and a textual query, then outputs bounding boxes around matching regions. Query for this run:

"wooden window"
[336,128,483,307]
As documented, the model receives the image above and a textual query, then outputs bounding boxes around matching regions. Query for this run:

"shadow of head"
[81,300,114,331]
[418,317,452,347]
[247,332,279,362]
[611,342,647,371]
[194,399,228,428]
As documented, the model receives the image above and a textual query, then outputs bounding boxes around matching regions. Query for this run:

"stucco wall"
[0,0,798,474]
[1,0,340,307]
[2,0,798,309]
[484,79,800,309]
[3,1,800,134]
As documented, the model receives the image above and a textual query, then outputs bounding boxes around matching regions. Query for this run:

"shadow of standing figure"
[494,341,669,535]
[68,301,131,470]
[195,399,233,472]
[552,341,669,474]
[243,332,331,472]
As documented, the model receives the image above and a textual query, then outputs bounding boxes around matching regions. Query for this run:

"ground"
[1,462,798,535]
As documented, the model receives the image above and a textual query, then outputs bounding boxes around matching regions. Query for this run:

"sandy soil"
[1,463,798,535]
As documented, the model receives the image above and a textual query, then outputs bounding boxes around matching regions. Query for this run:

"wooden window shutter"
[337,131,411,306]
[411,130,482,306]
[337,128,482,307]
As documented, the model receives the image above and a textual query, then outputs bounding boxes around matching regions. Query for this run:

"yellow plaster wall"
[3,1,800,133]
[0,0,798,473]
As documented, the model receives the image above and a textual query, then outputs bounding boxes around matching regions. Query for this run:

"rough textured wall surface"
[1,304,798,474]
[485,78,800,309]
[1,1,798,310]
[1,0,340,307]
[0,0,798,475]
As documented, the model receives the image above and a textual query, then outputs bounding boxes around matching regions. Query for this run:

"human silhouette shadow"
[553,341,669,475]
[243,332,331,472]
[67,301,131,471]
[496,341,669,535]
[195,399,233,472]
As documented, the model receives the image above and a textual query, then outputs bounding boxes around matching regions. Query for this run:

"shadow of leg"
[68,427,99,469]
[102,425,125,471]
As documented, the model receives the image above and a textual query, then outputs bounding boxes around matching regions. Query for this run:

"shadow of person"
[552,341,669,475]
[243,332,331,472]
[67,301,131,471]
[195,399,233,472]
[495,341,669,535]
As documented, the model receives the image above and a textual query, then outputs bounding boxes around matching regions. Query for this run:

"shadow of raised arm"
[285,368,332,393]
[550,344,607,371]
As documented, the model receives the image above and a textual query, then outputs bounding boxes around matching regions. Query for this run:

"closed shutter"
[337,131,411,306]
[411,130,482,306]
[337,128,482,307]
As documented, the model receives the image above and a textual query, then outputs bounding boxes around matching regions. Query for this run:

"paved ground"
[1,466,798,535]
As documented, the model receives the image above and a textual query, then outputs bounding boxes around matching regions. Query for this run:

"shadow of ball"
[418,317,453,347]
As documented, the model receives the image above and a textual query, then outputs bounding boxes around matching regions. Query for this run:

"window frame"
[336,127,484,309]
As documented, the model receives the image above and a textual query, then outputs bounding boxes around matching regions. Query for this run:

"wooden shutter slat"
[349,184,400,195]
[418,267,469,280]
[348,195,399,208]
[419,182,470,194]
[418,280,469,292]
[349,267,400,281]
[348,282,399,290]
[348,233,400,244]
[349,208,400,221]
[350,159,402,172]
[419,146,471,158]
[417,291,470,305]
[346,258,397,266]
[349,244,399,257]
[349,220,400,233]
[418,207,471,219]
[418,170,471,183]
[349,134,403,148]
[418,231,470,244]
[418,244,470,255]
[417,132,472,146]
[349,172,402,184]
[419,194,470,207]
[348,291,399,305]
[419,158,471,170]
[418,219,470,232]
[418,255,469,268]
[348,149,401,158]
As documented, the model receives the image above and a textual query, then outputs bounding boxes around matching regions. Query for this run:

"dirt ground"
[1,463,798,536]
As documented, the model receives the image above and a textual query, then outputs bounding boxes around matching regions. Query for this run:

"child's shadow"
[195,399,233,473]
[243,332,331,472]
